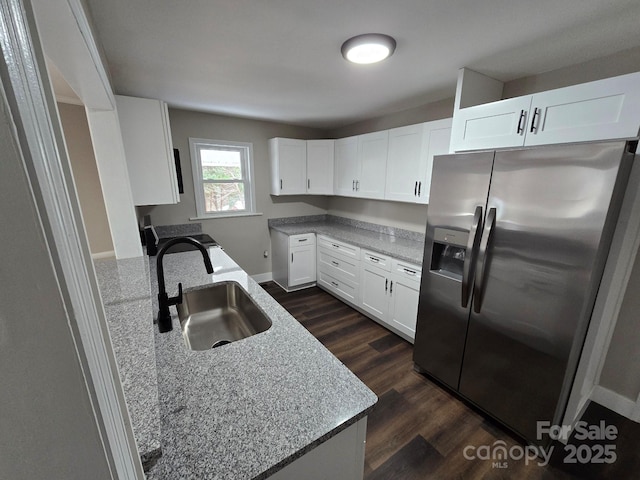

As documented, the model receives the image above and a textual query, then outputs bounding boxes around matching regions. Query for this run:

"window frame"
[189,137,256,218]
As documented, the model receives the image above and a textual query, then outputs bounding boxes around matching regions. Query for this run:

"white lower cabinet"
[269,417,367,480]
[317,235,361,304]
[387,260,422,340]
[316,237,422,343]
[359,252,421,342]
[271,231,316,292]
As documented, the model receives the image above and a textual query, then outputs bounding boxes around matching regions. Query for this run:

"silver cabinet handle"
[331,260,339,266]
[414,181,418,196]
[352,180,355,191]
[403,268,416,276]
[389,280,393,295]
[369,256,380,263]
[291,253,293,263]
[462,205,483,308]
[418,181,422,197]
[297,238,308,242]
[356,180,360,191]
[307,179,310,189]
[331,281,339,287]
[332,244,339,249]
[280,179,283,190]
[473,207,496,314]
[385,279,388,292]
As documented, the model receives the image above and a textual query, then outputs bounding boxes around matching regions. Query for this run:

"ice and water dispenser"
[430,228,468,280]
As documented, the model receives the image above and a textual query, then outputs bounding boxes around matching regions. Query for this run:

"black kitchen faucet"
[156,237,214,332]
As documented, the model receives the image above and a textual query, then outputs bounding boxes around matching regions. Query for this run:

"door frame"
[0,0,142,477]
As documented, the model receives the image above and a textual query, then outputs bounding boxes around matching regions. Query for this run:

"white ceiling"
[84,0,640,129]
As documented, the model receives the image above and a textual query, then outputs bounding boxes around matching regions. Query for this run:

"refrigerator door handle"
[473,207,496,314]
[462,205,483,308]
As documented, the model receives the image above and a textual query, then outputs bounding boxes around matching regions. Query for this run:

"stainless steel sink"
[176,281,271,350]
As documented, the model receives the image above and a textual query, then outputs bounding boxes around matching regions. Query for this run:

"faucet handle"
[167,282,183,306]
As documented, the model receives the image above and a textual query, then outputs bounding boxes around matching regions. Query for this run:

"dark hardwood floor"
[261,282,640,479]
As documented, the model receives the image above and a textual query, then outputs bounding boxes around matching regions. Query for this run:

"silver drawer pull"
[403,268,416,275]
[330,281,339,287]
[369,257,380,263]
[297,238,308,242]
[331,261,339,266]
[332,244,339,249]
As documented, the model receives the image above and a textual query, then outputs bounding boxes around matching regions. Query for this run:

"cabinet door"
[450,96,532,152]
[384,124,423,202]
[334,136,359,196]
[289,244,316,287]
[357,131,388,199]
[525,72,640,146]
[270,138,307,195]
[360,265,389,321]
[116,95,179,206]
[306,140,334,195]
[417,119,452,205]
[389,276,419,341]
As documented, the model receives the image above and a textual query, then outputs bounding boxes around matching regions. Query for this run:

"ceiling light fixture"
[341,33,396,65]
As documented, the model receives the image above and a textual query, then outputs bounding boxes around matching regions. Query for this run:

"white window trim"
[189,137,257,218]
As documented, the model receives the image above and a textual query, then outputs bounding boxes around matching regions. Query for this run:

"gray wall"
[140,108,330,275]
[58,102,114,255]
[599,250,640,400]
[0,81,111,478]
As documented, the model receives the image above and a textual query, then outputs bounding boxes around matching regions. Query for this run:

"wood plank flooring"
[261,282,639,479]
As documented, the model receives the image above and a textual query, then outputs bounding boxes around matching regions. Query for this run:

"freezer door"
[413,151,494,389]
[459,142,630,444]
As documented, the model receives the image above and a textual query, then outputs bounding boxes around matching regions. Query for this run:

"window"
[189,138,256,218]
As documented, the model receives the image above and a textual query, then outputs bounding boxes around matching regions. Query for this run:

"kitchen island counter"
[147,247,377,479]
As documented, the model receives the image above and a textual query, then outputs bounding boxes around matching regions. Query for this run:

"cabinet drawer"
[391,259,422,284]
[317,271,359,305]
[317,235,360,260]
[289,233,316,247]
[318,248,359,283]
[362,250,391,271]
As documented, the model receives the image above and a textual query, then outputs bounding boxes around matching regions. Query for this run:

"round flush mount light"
[341,33,396,64]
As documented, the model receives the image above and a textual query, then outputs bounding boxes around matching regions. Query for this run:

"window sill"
[189,212,264,220]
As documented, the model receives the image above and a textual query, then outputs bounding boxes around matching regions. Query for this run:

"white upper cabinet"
[269,138,307,195]
[306,140,334,195]
[357,131,388,199]
[334,132,388,199]
[526,73,640,146]
[384,119,452,204]
[270,138,334,195]
[385,124,424,202]
[451,96,533,151]
[334,136,359,196]
[116,95,179,206]
[451,71,640,152]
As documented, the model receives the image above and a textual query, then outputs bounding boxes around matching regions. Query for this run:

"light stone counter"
[93,255,161,467]
[269,215,425,266]
[146,247,377,479]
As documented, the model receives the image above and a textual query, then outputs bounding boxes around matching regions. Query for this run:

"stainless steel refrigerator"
[413,140,636,445]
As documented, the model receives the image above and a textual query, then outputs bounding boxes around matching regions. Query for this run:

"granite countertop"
[93,255,162,465]
[269,215,425,266]
[146,247,378,479]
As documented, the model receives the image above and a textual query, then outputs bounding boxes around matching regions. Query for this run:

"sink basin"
[176,281,272,350]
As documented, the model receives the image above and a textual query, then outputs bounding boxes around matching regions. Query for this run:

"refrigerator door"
[413,151,494,389]
[458,142,630,443]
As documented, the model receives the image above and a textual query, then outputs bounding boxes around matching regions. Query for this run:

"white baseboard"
[91,250,116,260]
[251,272,273,284]
[591,385,638,419]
